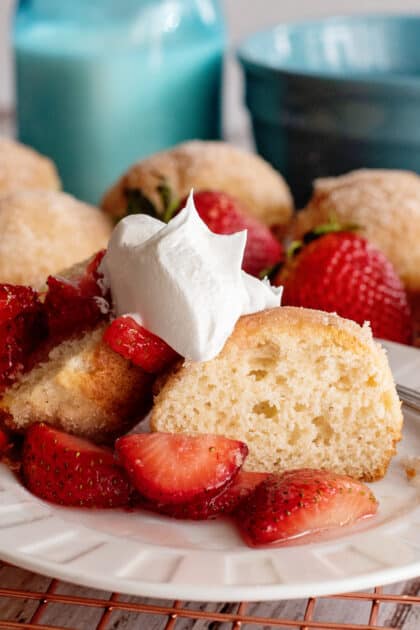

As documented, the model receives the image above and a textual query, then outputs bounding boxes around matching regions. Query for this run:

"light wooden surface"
[1,563,420,628]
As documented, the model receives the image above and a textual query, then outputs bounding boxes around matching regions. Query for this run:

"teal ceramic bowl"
[238,15,420,206]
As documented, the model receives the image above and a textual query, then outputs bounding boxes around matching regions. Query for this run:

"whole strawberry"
[276,230,413,344]
[183,191,283,277]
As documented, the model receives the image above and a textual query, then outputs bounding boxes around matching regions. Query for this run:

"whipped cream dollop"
[100,193,282,362]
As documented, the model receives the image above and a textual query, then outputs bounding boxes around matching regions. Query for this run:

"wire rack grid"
[1,562,420,630]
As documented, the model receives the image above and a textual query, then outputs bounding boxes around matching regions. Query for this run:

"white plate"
[0,341,420,602]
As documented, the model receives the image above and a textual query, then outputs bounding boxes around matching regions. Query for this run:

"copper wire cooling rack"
[0,563,420,629]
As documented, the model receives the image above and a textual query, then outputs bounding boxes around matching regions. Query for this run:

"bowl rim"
[237,12,420,89]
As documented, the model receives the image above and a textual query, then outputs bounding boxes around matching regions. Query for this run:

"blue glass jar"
[14,0,225,203]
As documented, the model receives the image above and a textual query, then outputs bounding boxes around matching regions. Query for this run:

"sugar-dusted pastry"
[101,140,293,230]
[0,254,153,444]
[0,190,112,286]
[0,324,152,443]
[151,306,402,482]
[293,169,420,294]
[0,137,60,194]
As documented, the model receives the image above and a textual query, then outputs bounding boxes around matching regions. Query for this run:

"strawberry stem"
[158,178,180,223]
[124,175,180,224]
[258,261,284,281]
[302,216,361,245]
[287,240,303,259]
[124,188,158,219]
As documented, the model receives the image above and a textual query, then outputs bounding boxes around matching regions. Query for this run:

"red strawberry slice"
[44,250,109,340]
[44,276,104,338]
[0,320,23,385]
[0,428,10,454]
[145,470,269,520]
[22,423,131,508]
[103,317,179,373]
[0,284,40,326]
[79,249,107,295]
[184,191,283,277]
[235,469,378,546]
[116,432,248,505]
[0,285,47,390]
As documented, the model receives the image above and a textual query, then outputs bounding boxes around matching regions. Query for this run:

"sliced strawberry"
[116,432,248,505]
[44,276,103,338]
[103,317,179,373]
[79,249,107,295]
[22,423,131,508]
[0,284,40,325]
[145,470,269,520]
[0,428,11,454]
[0,320,23,385]
[0,285,47,390]
[235,469,378,546]
[44,251,109,340]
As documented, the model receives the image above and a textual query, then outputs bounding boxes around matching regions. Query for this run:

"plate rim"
[1,543,420,602]
[0,340,419,602]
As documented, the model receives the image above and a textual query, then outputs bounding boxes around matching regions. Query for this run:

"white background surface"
[1,0,420,136]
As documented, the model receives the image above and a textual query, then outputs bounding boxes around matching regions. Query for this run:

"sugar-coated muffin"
[0,190,112,286]
[101,140,293,230]
[293,169,420,294]
[0,138,60,194]
[0,324,153,444]
[151,306,402,482]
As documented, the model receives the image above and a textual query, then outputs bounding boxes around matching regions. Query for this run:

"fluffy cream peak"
[100,192,282,361]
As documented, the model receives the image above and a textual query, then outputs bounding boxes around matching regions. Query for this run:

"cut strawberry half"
[142,470,269,520]
[116,432,248,505]
[103,317,179,373]
[44,250,109,340]
[235,468,378,546]
[0,428,11,454]
[79,249,107,295]
[0,284,47,390]
[23,423,132,508]
[44,276,104,338]
[0,284,40,325]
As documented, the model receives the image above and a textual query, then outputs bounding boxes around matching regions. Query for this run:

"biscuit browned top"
[0,189,112,286]
[101,140,293,229]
